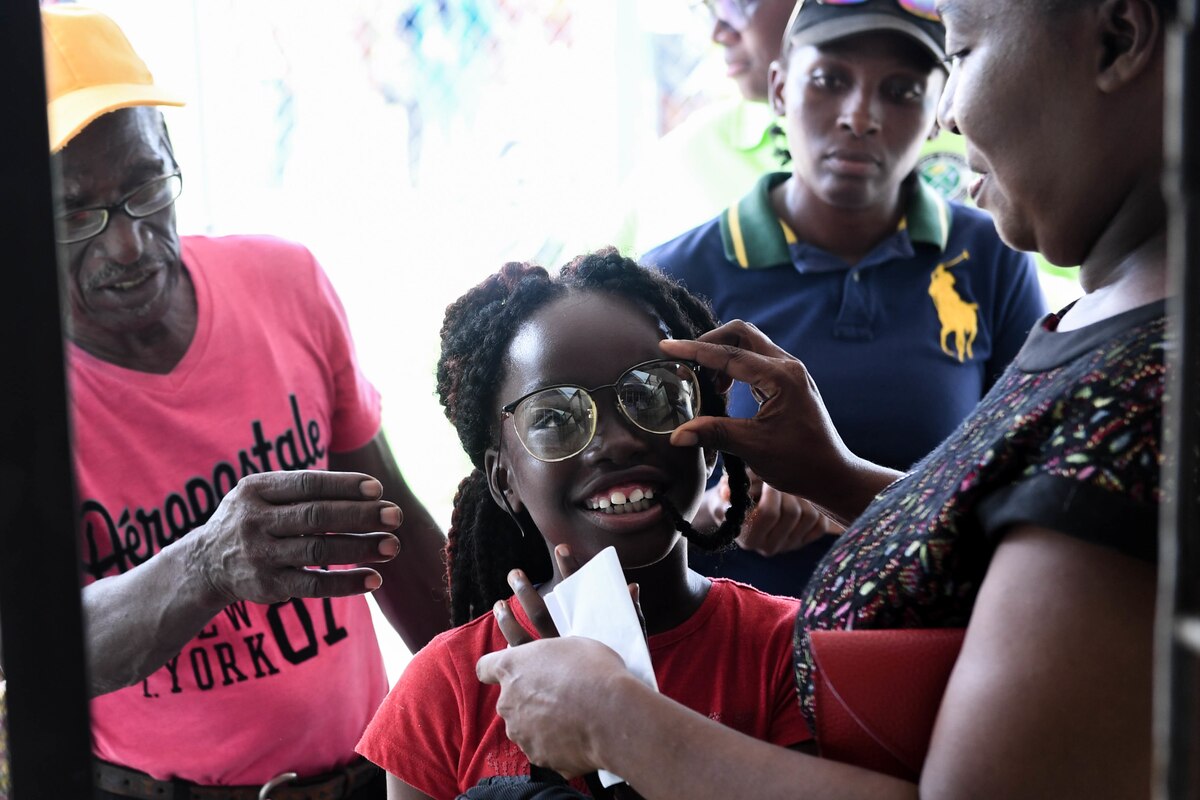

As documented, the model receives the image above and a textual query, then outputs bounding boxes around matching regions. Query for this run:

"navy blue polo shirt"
[645,172,1047,596]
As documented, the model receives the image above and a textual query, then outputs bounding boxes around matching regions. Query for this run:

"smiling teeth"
[587,488,656,514]
[110,274,151,290]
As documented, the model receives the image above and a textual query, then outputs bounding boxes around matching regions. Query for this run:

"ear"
[1094,0,1162,93]
[484,447,523,514]
[768,59,788,116]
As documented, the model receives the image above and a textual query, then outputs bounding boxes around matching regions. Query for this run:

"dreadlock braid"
[443,469,552,626]
[437,249,753,625]
[437,262,563,469]
[438,262,565,624]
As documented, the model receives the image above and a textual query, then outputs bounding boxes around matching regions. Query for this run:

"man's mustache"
[81,258,166,292]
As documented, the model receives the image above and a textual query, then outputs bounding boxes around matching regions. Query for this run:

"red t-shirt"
[73,235,387,785]
[358,579,809,798]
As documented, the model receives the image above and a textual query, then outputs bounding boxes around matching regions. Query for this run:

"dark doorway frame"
[1157,0,1200,797]
[0,0,95,797]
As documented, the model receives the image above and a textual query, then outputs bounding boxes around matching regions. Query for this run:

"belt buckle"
[258,771,299,800]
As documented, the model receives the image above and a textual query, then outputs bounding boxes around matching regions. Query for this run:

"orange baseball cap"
[42,5,185,153]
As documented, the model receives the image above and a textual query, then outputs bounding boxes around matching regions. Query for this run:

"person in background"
[644,0,1047,597]
[479,0,1169,796]
[42,7,448,798]
[604,0,984,259]
[605,0,796,257]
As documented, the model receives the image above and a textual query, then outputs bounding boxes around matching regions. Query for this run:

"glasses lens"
[705,0,754,29]
[896,0,940,20]
[617,361,700,434]
[125,174,183,218]
[54,209,108,245]
[512,387,596,461]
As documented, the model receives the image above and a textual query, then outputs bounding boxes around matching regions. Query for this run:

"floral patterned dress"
[794,302,1165,730]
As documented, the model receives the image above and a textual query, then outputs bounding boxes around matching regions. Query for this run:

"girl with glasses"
[357,250,813,799]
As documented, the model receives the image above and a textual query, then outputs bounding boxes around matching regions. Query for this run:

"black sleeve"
[974,349,1162,563]
[976,473,1157,563]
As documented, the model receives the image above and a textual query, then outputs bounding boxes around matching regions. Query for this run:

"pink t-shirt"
[72,235,387,785]
[358,579,810,798]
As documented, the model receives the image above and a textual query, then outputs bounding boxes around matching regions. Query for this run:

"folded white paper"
[543,546,659,788]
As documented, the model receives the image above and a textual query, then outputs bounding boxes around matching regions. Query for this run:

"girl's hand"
[494,545,644,646]
[700,470,843,555]
[736,470,844,556]
[493,545,578,643]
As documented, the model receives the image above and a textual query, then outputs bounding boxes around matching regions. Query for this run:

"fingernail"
[555,544,571,558]
[494,599,508,616]
[378,536,400,556]
[360,479,383,498]
[673,431,698,447]
[507,569,524,590]
[364,573,382,591]
[380,505,401,527]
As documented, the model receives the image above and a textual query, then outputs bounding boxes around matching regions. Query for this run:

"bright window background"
[62,0,732,679]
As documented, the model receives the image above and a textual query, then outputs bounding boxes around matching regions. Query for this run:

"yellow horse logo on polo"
[928,251,978,362]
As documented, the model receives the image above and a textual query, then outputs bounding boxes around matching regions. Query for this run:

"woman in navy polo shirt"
[643,0,1046,598]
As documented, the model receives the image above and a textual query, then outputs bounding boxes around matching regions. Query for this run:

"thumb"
[476,650,506,684]
[669,415,753,457]
[628,583,647,640]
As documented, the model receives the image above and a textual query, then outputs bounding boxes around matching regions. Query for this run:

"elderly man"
[42,7,448,798]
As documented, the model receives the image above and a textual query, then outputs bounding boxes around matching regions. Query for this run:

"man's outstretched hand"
[190,470,403,605]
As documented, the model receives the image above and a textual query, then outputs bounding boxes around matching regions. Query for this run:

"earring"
[499,487,527,538]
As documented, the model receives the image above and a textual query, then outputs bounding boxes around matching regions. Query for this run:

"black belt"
[93,757,381,800]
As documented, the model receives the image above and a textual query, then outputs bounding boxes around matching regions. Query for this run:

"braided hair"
[436,248,753,625]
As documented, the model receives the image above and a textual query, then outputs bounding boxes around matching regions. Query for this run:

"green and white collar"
[719,172,951,270]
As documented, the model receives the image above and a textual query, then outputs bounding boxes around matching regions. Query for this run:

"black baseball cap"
[783,0,947,63]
